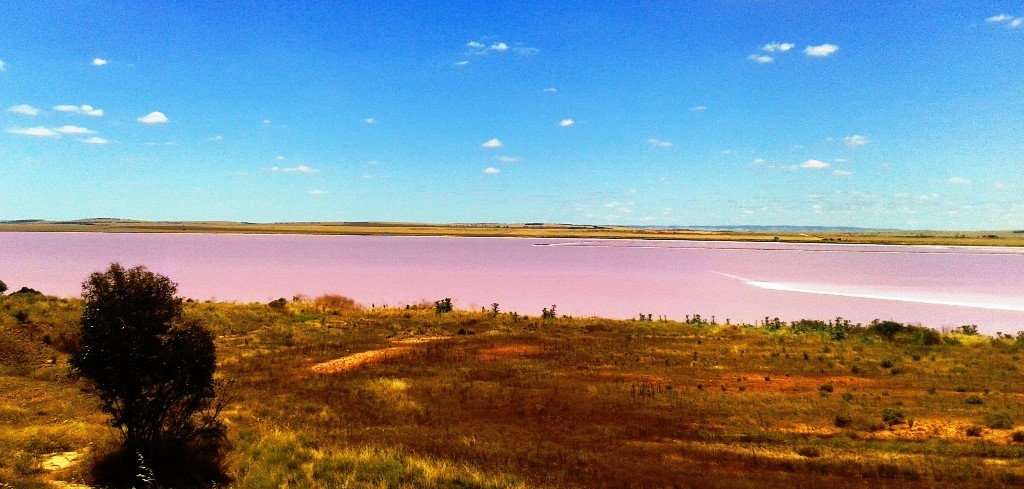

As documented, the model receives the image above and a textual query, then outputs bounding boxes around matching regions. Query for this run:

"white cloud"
[483,167,500,174]
[8,126,59,137]
[748,54,774,64]
[455,60,469,66]
[54,104,104,116]
[647,138,672,148]
[92,58,108,66]
[496,156,520,163]
[832,169,853,177]
[1013,18,1024,28]
[271,165,319,174]
[481,138,502,148]
[559,119,574,127]
[81,136,109,145]
[208,135,224,141]
[137,111,168,124]
[762,42,795,52]
[691,105,707,112]
[0,59,5,71]
[309,189,328,195]
[843,134,870,149]
[466,41,485,49]
[276,155,286,161]
[56,125,95,135]
[8,104,40,116]
[987,14,1013,23]
[490,42,509,51]
[948,177,971,185]
[364,118,376,124]
[801,159,830,169]
[751,158,766,165]
[805,44,839,57]
[263,119,272,125]
[543,87,557,93]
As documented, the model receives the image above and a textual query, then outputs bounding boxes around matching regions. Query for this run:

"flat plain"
[2,219,1023,247]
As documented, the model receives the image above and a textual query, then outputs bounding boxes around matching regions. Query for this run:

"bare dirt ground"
[309,336,450,374]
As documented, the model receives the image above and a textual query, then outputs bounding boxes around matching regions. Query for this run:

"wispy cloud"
[455,60,470,66]
[364,118,377,125]
[481,138,502,148]
[748,54,774,64]
[833,169,853,177]
[948,177,971,185]
[559,119,574,127]
[691,105,707,112]
[54,104,104,116]
[465,40,537,56]
[801,159,830,169]
[805,44,839,57]
[0,59,5,71]
[263,119,272,125]
[761,42,795,52]
[496,156,520,163]
[8,126,59,137]
[56,125,95,135]
[543,87,557,93]
[81,136,109,145]
[843,134,869,149]
[137,111,168,124]
[988,14,1024,28]
[309,189,328,195]
[8,104,40,116]
[647,138,672,148]
[92,58,108,66]
[271,165,319,174]
[483,167,500,174]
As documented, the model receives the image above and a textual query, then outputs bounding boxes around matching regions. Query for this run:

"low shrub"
[835,413,853,428]
[965,395,984,405]
[882,407,905,427]
[986,413,1014,430]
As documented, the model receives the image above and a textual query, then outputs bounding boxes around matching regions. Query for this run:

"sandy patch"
[40,450,80,471]
[310,336,449,374]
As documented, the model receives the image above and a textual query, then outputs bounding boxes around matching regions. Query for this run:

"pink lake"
[2,232,1023,334]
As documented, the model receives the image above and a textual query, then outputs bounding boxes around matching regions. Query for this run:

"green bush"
[882,407,905,427]
[834,413,853,428]
[986,413,1014,430]
[965,395,984,405]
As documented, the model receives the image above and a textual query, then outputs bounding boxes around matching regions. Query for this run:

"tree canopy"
[71,263,225,486]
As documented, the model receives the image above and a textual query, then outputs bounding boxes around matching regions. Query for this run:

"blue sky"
[2,1,1022,230]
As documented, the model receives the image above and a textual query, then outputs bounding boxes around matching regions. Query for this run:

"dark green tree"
[70,264,226,486]
[0,279,7,294]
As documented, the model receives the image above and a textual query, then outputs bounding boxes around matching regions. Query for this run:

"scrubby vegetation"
[3,290,1024,487]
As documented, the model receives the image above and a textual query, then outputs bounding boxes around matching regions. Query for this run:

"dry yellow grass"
[5,294,1024,487]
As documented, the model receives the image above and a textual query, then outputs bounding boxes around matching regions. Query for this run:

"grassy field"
[3,292,1024,487]
[2,219,1023,247]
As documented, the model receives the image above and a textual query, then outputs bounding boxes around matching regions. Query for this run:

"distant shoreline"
[1,219,1022,247]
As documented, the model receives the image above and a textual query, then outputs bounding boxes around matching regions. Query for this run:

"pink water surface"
[2,232,1023,333]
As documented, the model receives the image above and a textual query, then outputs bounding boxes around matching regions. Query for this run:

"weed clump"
[882,407,905,427]
[985,413,1014,430]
